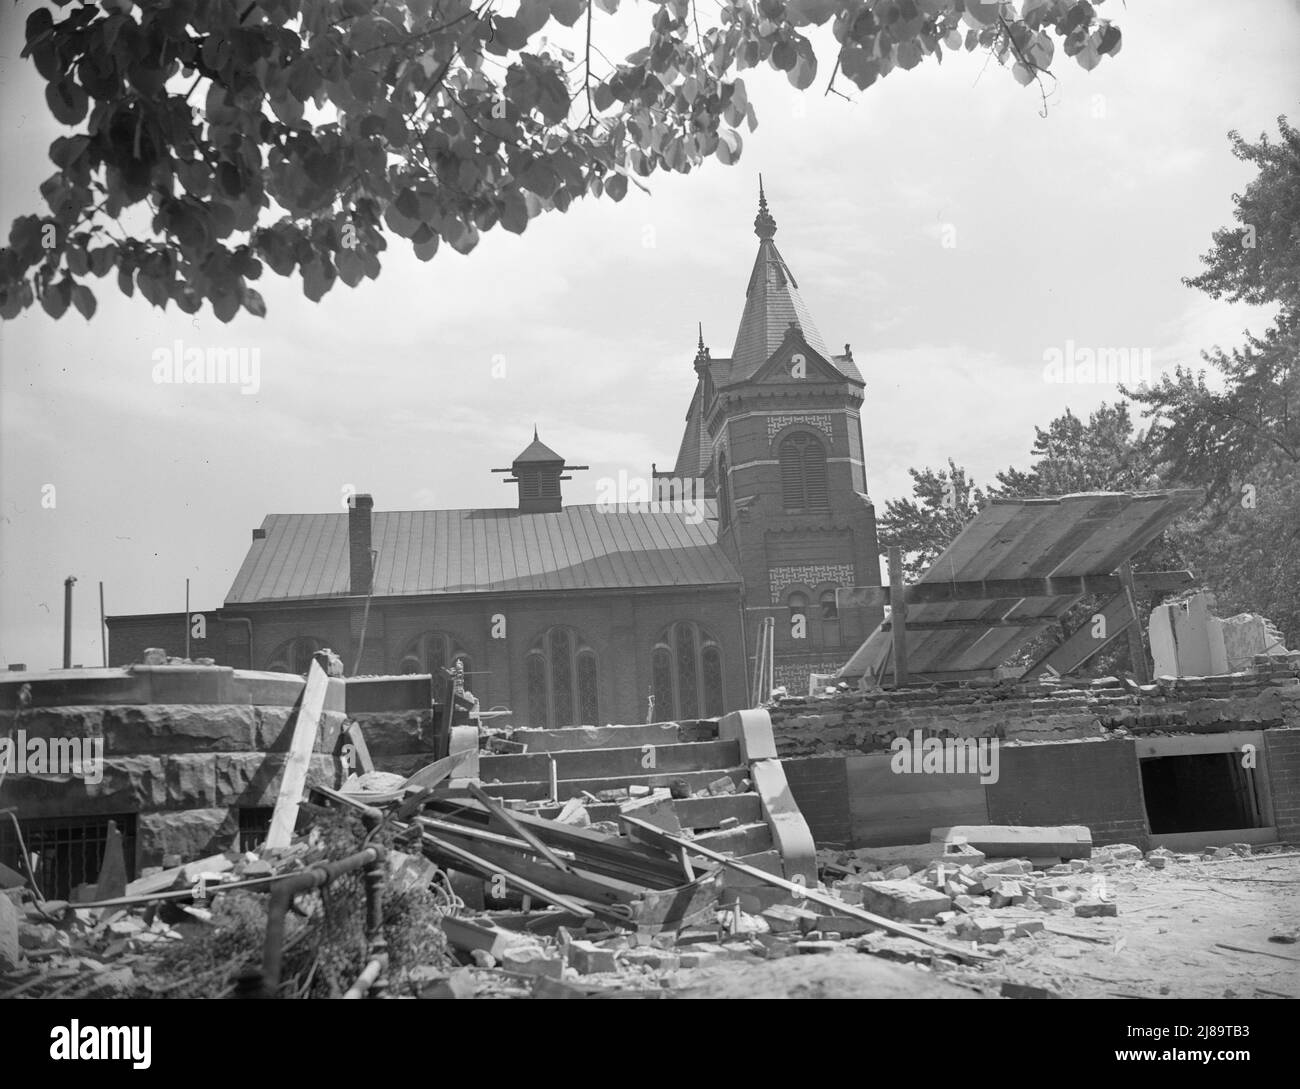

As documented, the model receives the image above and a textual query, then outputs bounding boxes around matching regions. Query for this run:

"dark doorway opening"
[1140,753,1264,834]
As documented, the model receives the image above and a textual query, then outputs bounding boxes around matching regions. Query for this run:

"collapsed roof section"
[836,489,1205,682]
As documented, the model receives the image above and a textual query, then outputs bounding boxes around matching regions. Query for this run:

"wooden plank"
[839,571,1194,609]
[467,781,576,874]
[420,830,594,918]
[619,814,988,964]
[1118,561,1151,683]
[266,658,329,849]
[1021,593,1134,680]
[344,721,374,776]
[888,546,908,687]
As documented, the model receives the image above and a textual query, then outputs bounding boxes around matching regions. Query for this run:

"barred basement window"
[396,631,471,677]
[651,622,725,719]
[779,432,829,511]
[237,807,273,853]
[0,814,137,902]
[525,626,600,728]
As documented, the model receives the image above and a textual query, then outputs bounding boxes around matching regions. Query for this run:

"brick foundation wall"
[986,739,1150,849]
[770,674,1300,759]
[783,757,852,848]
[1264,730,1300,844]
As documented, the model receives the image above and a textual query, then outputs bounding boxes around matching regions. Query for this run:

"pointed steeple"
[693,322,710,371]
[728,179,832,380]
[754,175,776,240]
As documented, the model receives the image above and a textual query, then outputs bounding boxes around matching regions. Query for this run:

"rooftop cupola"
[493,428,588,513]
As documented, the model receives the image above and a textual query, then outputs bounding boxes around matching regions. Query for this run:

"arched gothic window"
[396,631,471,677]
[526,626,599,728]
[264,636,327,675]
[779,432,829,511]
[651,622,725,720]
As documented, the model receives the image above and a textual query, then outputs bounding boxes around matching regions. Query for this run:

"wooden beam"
[619,814,987,964]
[266,658,329,849]
[880,616,1061,632]
[888,546,908,687]
[1118,561,1152,684]
[838,570,1195,609]
[1022,593,1135,681]
[343,721,374,776]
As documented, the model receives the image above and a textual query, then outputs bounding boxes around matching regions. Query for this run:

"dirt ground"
[673,853,1300,999]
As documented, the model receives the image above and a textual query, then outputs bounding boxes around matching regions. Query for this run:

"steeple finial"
[533,424,539,441]
[754,175,776,240]
[694,322,709,367]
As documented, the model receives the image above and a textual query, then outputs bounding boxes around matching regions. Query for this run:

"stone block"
[137,809,237,868]
[1074,899,1118,918]
[761,904,819,934]
[214,752,339,807]
[621,948,678,970]
[857,880,951,922]
[162,753,218,808]
[340,710,436,757]
[989,880,1027,909]
[0,756,166,818]
[102,704,259,754]
[1013,920,1045,938]
[954,915,1004,943]
[1108,844,1142,861]
[568,940,617,975]
[502,947,563,979]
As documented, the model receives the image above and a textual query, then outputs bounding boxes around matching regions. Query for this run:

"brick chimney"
[349,493,374,595]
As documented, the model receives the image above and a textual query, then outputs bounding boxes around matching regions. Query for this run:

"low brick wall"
[777,662,1300,851]
[771,670,1300,759]
[0,665,437,871]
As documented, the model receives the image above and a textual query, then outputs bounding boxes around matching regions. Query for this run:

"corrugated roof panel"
[837,489,1204,679]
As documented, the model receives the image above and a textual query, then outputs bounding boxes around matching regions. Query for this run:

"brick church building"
[108,186,884,725]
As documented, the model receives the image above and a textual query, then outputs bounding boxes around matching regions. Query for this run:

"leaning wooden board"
[266,659,330,849]
[620,814,989,964]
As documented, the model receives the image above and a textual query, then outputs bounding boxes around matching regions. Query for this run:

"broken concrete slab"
[933,825,1092,862]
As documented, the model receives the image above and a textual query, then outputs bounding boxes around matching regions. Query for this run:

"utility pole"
[63,576,77,669]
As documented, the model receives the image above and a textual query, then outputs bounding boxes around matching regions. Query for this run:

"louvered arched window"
[779,432,829,511]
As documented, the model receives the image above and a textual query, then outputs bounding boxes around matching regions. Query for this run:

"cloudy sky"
[1,0,1297,668]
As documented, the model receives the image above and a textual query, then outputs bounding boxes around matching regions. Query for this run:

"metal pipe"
[62,576,76,668]
[98,581,107,667]
[256,845,385,997]
[185,578,191,659]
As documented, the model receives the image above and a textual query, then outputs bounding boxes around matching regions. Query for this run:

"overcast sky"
[2,1,1297,669]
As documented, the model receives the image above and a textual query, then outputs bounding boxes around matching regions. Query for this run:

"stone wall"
[0,665,436,872]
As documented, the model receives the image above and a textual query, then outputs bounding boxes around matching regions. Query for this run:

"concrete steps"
[484,712,817,894]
